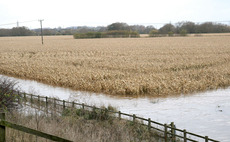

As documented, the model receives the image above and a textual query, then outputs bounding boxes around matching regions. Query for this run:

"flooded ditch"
[0,74,230,141]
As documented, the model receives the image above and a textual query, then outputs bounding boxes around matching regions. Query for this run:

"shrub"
[73,30,140,39]
[0,77,21,111]
[106,30,129,38]
[62,105,117,121]
[180,29,187,36]
[73,33,81,39]
[73,32,104,39]
[95,32,103,38]
[168,31,174,37]
[149,30,159,37]
[130,31,140,38]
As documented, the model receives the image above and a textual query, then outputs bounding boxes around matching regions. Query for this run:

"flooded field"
[1,74,230,141]
[1,36,230,98]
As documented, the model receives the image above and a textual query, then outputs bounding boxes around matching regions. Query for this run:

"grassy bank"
[5,109,161,142]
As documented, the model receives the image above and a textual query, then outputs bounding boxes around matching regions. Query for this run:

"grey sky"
[0,0,230,29]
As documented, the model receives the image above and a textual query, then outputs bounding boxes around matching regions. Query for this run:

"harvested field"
[0,35,230,97]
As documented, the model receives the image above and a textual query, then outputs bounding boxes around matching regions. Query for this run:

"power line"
[20,20,39,24]
[129,20,230,26]
[1,19,229,29]
[0,20,38,27]
[0,22,17,26]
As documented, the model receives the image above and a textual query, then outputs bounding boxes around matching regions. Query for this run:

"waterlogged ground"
[1,74,230,141]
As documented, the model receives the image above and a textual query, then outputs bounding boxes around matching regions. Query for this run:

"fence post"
[100,109,103,120]
[118,111,121,120]
[17,91,20,104]
[45,97,48,114]
[72,101,75,108]
[164,124,168,142]
[93,106,96,119]
[63,100,66,110]
[53,98,56,115]
[45,97,48,108]
[53,98,56,109]
[82,103,85,109]
[0,113,6,142]
[148,118,151,131]
[82,103,85,116]
[38,95,40,110]
[183,129,187,142]
[104,108,108,119]
[205,136,208,142]
[133,114,136,123]
[171,122,176,142]
[30,94,33,107]
[24,93,27,105]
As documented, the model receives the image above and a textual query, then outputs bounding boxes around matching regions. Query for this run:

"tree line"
[0,27,35,36]
[0,21,230,37]
[156,22,230,35]
[73,30,140,39]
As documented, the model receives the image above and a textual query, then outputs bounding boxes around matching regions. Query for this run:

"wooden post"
[133,114,136,123]
[100,109,103,119]
[72,101,75,108]
[53,98,56,115]
[17,91,20,104]
[30,94,33,107]
[148,118,151,131]
[164,124,168,142]
[104,108,108,119]
[63,100,66,110]
[93,106,96,119]
[183,129,187,142]
[45,97,48,114]
[82,103,85,116]
[24,93,27,105]
[0,113,6,142]
[118,111,121,120]
[45,97,48,108]
[53,98,56,108]
[171,122,176,142]
[0,119,72,142]
[38,95,40,110]
[205,136,208,142]
[82,103,85,109]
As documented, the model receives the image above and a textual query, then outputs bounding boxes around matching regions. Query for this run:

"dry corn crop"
[0,35,230,97]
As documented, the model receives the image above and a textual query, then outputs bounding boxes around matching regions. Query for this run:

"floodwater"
[1,74,230,142]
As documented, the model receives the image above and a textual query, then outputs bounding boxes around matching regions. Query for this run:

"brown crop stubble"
[0,35,230,97]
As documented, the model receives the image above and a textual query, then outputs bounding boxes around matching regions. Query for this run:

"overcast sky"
[0,0,230,29]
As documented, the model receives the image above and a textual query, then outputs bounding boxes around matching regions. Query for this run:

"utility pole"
[39,19,44,44]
